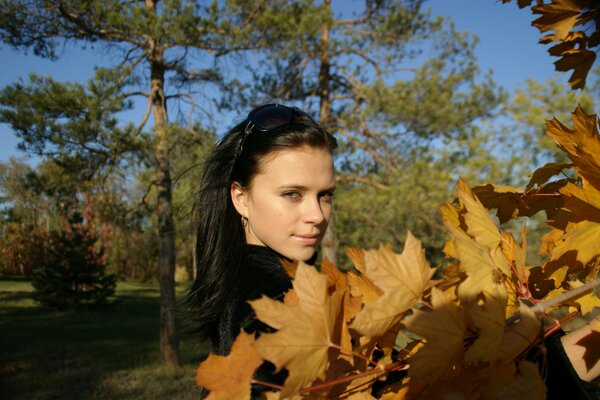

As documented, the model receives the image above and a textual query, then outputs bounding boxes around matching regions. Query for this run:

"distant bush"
[32,214,116,309]
[0,223,47,276]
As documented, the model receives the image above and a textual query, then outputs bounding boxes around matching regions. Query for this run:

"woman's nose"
[303,198,326,224]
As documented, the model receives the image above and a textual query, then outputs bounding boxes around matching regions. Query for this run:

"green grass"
[0,277,207,400]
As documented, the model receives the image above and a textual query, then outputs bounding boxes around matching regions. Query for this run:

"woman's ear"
[230,182,248,217]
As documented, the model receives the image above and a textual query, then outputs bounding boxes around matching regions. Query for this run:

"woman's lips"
[293,234,319,246]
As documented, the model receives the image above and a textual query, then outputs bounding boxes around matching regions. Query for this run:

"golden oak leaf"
[568,280,600,315]
[453,232,507,302]
[498,302,541,361]
[532,0,583,40]
[196,331,263,400]
[250,262,345,397]
[494,361,546,400]
[546,106,600,189]
[550,220,600,265]
[405,288,466,384]
[350,232,434,338]
[464,289,507,364]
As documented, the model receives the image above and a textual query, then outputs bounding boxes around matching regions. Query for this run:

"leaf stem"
[506,277,600,325]
[300,361,407,394]
[530,277,600,314]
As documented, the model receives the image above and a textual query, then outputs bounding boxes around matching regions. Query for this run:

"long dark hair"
[186,105,337,345]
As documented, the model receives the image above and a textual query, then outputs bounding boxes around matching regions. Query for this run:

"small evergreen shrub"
[32,214,116,309]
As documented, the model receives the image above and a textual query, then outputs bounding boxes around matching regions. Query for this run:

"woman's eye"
[320,191,334,202]
[282,191,301,199]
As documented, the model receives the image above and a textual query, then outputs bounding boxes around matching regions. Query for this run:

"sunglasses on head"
[240,103,318,151]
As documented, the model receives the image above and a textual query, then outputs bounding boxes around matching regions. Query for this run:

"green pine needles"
[31,214,116,310]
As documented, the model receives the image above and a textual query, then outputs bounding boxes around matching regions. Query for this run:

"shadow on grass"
[0,278,207,400]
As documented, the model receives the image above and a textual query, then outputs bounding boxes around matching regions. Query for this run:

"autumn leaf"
[554,48,597,89]
[532,0,583,40]
[498,302,541,361]
[404,287,466,384]
[453,232,507,302]
[546,106,600,190]
[350,232,433,338]
[495,361,546,400]
[346,247,383,304]
[559,181,600,223]
[464,289,507,364]
[525,162,574,191]
[550,220,600,265]
[568,280,600,315]
[457,178,503,251]
[250,262,345,397]
[196,331,263,400]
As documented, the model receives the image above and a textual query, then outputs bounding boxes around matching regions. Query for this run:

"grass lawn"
[0,277,208,400]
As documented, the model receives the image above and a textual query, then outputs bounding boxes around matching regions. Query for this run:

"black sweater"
[203,245,292,399]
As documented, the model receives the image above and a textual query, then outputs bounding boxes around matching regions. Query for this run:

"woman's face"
[231,146,336,261]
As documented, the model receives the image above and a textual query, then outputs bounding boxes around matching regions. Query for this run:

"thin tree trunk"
[318,0,338,265]
[147,0,179,367]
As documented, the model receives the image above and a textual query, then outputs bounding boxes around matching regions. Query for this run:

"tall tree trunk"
[147,0,180,367]
[318,0,339,265]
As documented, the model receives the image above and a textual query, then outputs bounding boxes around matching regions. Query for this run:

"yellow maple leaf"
[250,262,345,397]
[550,220,600,266]
[568,280,600,315]
[560,181,600,222]
[494,360,546,400]
[404,288,466,384]
[546,106,600,190]
[346,247,383,304]
[555,48,596,90]
[454,179,511,276]
[457,178,503,252]
[196,331,263,400]
[464,289,507,364]
[350,232,434,338]
[525,162,574,191]
[498,302,541,361]
[532,0,583,40]
[453,232,507,302]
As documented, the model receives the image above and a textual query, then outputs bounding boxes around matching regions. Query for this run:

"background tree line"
[0,0,598,367]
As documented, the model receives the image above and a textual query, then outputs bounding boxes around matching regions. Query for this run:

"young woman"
[187,103,337,397]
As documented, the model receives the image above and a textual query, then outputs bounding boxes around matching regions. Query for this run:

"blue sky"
[0,0,567,164]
